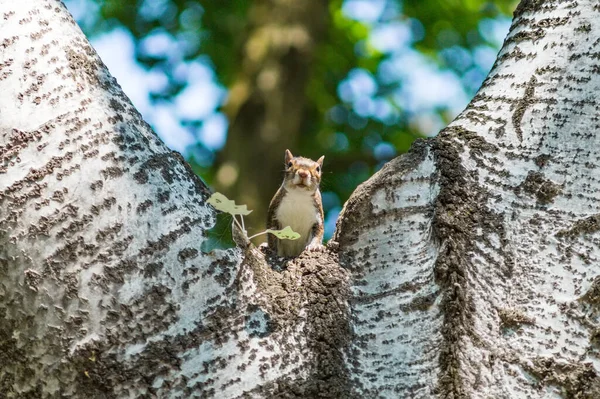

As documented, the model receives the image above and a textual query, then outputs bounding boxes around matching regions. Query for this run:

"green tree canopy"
[66,0,516,237]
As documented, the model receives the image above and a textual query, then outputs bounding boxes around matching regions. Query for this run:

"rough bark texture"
[0,1,233,397]
[4,0,600,398]
[0,1,345,398]
[334,0,600,397]
[215,0,328,234]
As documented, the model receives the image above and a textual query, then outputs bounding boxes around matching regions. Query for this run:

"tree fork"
[3,0,600,398]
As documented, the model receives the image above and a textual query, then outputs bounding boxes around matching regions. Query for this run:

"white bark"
[0,1,348,398]
[3,0,600,398]
[335,0,600,397]
[0,0,238,397]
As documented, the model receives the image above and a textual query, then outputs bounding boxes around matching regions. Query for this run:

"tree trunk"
[2,0,600,398]
[334,0,600,396]
[214,0,328,236]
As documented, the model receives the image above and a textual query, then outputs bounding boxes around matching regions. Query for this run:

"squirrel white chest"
[275,188,319,251]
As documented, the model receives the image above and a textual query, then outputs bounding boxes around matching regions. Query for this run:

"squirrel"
[267,149,325,257]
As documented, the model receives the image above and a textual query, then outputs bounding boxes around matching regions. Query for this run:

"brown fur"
[267,149,324,256]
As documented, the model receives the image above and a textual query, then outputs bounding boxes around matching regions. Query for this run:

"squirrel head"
[283,149,324,192]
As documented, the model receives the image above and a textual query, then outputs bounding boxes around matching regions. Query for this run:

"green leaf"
[266,226,301,241]
[200,213,236,253]
[207,192,252,216]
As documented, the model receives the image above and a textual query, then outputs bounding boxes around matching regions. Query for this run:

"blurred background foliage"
[65,0,517,240]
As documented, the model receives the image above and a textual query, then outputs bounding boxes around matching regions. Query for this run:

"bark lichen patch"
[556,214,600,240]
[23,268,42,291]
[579,276,600,306]
[0,128,44,168]
[521,357,600,398]
[517,170,562,204]
[497,307,535,330]
[65,47,100,85]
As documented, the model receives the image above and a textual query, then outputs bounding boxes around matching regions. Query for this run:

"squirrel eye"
[287,162,293,168]
[316,166,321,172]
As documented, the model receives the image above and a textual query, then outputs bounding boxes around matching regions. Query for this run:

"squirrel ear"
[285,149,294,163]
[317,156,324,167]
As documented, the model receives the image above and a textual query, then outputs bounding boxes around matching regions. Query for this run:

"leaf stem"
[248,231,269,240]
[232,215,246,236]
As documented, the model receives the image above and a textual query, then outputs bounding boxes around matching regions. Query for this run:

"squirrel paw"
[306,243,325,252]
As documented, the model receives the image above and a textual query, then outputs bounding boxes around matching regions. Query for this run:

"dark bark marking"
[143,262,164,278]
[55,213,93,239]
[514,0,558,18]
[512,75,538,141]
[137,217,203,257]
[68,284,180,398]
[90,197,116,215]
[497,307,535,330]
[95,223,123,242]
[517,170,562,204]
[100,166,124,179]
[136,199,153,214]
[432,127,509,397]
[239,248,355,398]
[245,305,274,338]
[556,214,600,239]
[579,276,600,306]
[498,45,534,63]
[520,357,600,398]
[157,189,170,203]
[0,2,221,397]
[507,27,546,45]
[134,153,181,185]
[64,36,113,92]
[177,247,198,264]
[0,128,44,173]
[349,280,430,305]
[534,153,552,168]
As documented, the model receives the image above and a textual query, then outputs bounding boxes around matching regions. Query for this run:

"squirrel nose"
[298,170,308,178]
